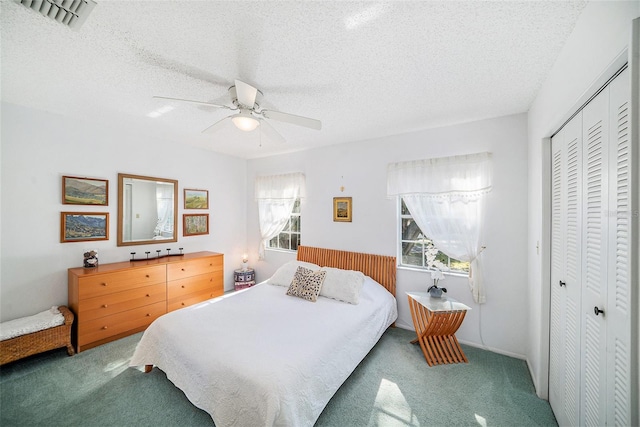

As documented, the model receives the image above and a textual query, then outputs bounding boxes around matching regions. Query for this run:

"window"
[399,199,469,273]
[267,198,301,251]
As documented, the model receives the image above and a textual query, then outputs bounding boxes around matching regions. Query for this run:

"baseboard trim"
[394,323,526,360]
[457,339,526,360]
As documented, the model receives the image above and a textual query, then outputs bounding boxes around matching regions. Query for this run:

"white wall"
[0,102,247,321]
[247,113,529,357]
[527,1,640,398]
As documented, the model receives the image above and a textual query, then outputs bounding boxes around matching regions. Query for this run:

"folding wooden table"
[407,292,471,366]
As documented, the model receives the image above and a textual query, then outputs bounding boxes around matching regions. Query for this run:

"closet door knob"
[594,306,604,316]
[559,280,566,287]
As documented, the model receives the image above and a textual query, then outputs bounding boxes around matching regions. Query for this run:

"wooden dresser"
[68,251,223,352]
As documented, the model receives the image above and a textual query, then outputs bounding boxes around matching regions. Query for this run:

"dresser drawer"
[79,283,167,322]
[167,288,223,312]
[167,256,222,281]
[78,301,166,346]
[78,265,166,299]
[167,272,223,300]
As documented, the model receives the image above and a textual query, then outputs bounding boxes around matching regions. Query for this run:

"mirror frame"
[117,173,179,246]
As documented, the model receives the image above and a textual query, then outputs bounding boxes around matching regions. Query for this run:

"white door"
[549,113,583,427]
[580,82,609,427]
[549,66,636,426]
[605,67,633,426]
[549,128,567,425]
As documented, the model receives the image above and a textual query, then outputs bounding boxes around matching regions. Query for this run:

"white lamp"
[232,111,260,132]
[242,253,249,271]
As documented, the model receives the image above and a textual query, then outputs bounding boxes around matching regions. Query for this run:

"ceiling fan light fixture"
[232,111,260,132]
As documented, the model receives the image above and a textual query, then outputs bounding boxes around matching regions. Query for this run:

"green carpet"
[0,327,557,426]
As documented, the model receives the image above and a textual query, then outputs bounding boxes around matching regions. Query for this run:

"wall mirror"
[117,173,178,246]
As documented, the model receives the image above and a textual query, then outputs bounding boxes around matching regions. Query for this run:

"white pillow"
[318,267,365,304]
[268,261,321,287]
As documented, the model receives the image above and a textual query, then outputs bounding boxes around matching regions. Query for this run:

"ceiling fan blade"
[262,109,321,130]
[153,96,231,109]
[201,116,230,134]
[235,80,258,108]
[259,119,286,144]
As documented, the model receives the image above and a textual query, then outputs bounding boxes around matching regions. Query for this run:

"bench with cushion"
[0,306,75,365]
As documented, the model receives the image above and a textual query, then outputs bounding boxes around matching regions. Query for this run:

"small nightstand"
[234,268,255,291]
[406,292,471,366]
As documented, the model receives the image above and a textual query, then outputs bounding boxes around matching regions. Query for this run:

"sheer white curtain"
[255,172,305,259]
[387,152,492,303]
[155,182,174,237]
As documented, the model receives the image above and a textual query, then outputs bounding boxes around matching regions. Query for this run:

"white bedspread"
[130,277,397,427]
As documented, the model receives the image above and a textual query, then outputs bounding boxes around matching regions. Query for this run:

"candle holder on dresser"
[129,248,185,262]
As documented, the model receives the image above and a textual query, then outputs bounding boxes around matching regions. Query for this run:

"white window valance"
[387,152,492,200]
[255,172,306,201]
[255,172,305,259]
[387,152,492,303]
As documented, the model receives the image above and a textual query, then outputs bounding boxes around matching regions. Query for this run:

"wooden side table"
[407,292,471,366]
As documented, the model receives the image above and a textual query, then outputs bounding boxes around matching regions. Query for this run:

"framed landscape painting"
[63,176,108,206]
[184,189,208,209]
[333,197,352,222]
[61,212,109,243]
[183,214,209,236]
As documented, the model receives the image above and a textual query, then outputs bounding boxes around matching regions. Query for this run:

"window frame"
[397,198,469,275]
[266,198,301,253]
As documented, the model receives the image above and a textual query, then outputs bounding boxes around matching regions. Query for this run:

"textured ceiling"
[1,0,587,159]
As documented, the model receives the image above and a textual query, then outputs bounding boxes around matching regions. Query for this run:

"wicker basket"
[0,306,75,365]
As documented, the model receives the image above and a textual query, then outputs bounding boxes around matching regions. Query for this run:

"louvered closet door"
[549,113,583,427]
[605,67,633,426]
[549,129,567,425]
[564,115,584,427]
[549,65,636,427]
[581,83,610,427]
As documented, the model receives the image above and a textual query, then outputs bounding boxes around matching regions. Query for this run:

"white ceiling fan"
[154,80,322,144]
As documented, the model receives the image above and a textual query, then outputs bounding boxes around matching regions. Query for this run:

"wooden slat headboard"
[297,246,396,296]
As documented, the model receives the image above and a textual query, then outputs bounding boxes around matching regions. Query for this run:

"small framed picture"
[333,197,352,222]
[184,189,209,209]
[61,212,109,243]
[62,176,108,206]
[184,214,209,236]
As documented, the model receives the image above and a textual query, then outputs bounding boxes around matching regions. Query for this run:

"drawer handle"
[181,285,185,288]
[145,274,150,278]
[146,313,150,317]
[181,302,185,306]
[102,326,108,330]
[102,304,108,308]
[101,283,107,286]
[181,268,186,271]
[146,294,150,297]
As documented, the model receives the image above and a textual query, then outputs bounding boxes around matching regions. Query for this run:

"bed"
[129,246,397,426]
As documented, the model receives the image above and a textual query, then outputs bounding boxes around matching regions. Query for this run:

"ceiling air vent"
[15,0,97,30]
